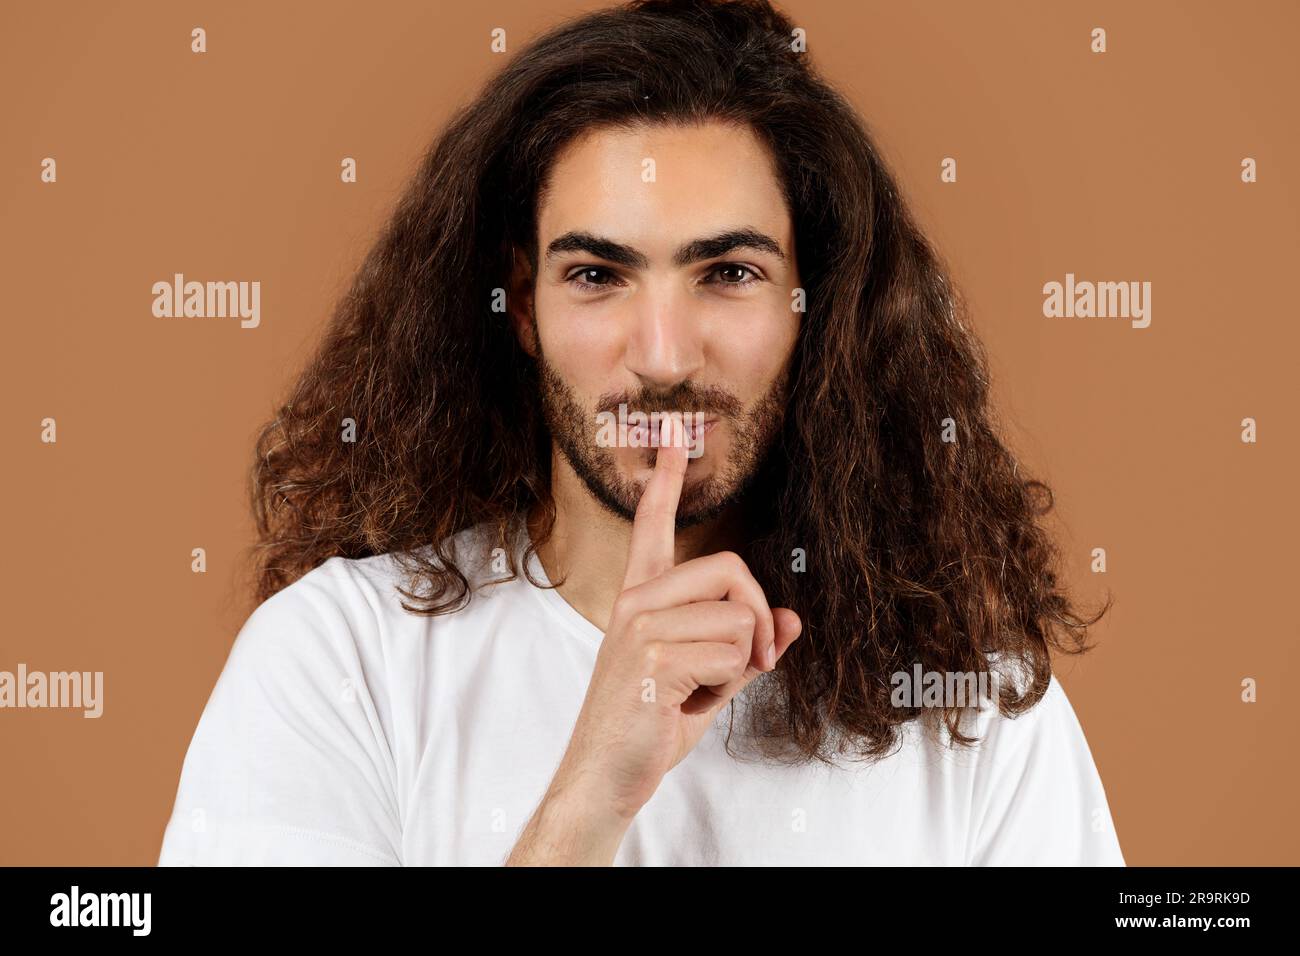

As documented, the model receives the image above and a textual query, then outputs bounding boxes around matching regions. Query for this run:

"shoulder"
[230,556,387,669]
[960,653,1088,767]
[231,522,518,669]
[243,523,500,641]
[965,666,1125,865]
[161,554,419,865]
[220,551,423,709]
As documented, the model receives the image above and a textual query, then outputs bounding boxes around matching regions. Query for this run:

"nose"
[622,284,705,392]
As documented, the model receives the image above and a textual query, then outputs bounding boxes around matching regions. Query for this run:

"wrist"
[506,768,636,866]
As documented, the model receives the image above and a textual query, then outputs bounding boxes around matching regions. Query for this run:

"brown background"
[2,0,1296,865]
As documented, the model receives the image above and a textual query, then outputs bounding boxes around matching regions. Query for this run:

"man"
[159,0,1124,865]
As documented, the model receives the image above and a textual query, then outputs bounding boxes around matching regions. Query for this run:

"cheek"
[534,289,625,380]
[709,310,798,398]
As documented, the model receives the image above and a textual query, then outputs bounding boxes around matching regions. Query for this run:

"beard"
[536,351,789,530]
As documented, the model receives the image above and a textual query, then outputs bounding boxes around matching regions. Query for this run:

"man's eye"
[567,267,619,290]
[707,263,760,286]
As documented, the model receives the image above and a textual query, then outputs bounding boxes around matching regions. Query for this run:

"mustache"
[594,383,743,418]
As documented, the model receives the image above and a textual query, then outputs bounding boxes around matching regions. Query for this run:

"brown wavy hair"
[247,0,1110,765]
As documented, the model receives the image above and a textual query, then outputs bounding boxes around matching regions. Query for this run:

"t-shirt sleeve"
[967,674,1125,866]
[158,561,403,866]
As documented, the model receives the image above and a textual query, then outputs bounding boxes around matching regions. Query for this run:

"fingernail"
[765,641,776,670]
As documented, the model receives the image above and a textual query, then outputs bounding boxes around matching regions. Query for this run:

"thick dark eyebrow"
[544,228,786,270]
[545,232,648,269]
[672,229,786,266]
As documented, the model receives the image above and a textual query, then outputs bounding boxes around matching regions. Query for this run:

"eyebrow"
[544,228,786,269]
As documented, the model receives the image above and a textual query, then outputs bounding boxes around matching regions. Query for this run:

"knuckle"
[718,550,747,574]
[729,604,757,633]
[611,591,639,623]
[715,644,746,680]
[627,610,654,640]
[640,641,667,671]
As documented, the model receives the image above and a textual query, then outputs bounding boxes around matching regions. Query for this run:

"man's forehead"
[536,120,792,255]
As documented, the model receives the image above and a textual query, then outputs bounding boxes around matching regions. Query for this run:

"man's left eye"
[709,264,759,285]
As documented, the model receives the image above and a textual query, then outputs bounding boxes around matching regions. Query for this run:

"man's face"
[519,120,801,528]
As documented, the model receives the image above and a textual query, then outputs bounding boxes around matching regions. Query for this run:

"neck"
[529,448,746,634]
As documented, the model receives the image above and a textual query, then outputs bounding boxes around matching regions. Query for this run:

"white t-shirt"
[158,523,1126,866]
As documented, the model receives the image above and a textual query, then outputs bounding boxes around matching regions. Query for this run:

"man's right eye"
[566,267,621,291]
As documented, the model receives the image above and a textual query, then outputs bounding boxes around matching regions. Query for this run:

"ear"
[507,245,539,359]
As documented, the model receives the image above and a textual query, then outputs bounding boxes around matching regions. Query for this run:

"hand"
[506,414,801,865]
[558,413,803,819]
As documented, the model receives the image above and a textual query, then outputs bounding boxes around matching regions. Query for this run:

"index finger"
[622,412,689,589]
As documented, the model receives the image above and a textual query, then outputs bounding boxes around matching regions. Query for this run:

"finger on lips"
[618,410,777,673]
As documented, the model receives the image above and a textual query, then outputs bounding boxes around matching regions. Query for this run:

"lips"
[626,416,717,448]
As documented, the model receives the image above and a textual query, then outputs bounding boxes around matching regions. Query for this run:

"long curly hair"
[246,0,1110,765]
